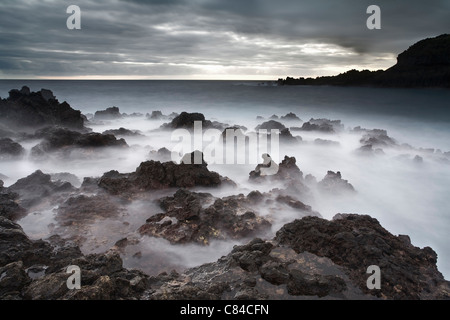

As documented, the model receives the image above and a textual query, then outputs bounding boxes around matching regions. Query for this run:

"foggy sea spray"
[0,80,449,279]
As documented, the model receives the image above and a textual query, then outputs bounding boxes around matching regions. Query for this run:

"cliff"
[279,34,450,88]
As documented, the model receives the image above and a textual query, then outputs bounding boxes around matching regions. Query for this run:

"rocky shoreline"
[1,87,449,300]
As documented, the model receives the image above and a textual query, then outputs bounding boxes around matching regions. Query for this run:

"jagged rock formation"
[0,138,25,160]
[30,126,128,158]
[0,216,148,300]
[138,189,271,245]
[0,87,84,130]
[146,214,449,300]
[98,152,233,195]
[160,112,227,130]
[8,170,75,209]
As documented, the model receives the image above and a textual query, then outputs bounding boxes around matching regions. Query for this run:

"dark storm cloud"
[0,0,448,78]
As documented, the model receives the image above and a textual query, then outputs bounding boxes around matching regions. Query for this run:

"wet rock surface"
[275,214,450,299]
[0,215,148,299]
[138,189,273,245]
[55,194,124,227]
[145,214,449,300]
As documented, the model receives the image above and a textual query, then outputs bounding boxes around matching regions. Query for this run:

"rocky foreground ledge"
[1,213,448,300]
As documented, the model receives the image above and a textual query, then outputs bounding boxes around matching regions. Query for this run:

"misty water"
[1,80,449,279]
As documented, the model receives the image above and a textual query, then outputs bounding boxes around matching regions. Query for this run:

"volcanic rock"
[0,183,27,221]
[299,118,343,133]
[0,87,84,130]
[255,120,286,131]
[8,170,75,209]
[31,126,128,157]
[93,106,122,120]
[139,189,271,245]
[317,171,355,195]
[0,138,25,160]
[280,112,302,122]
[102,128,143,137]
[161,112,227,130]
[98,152,229,195]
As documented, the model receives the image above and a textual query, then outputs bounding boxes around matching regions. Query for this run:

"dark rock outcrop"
[147,214,449,300]
[161,112,227,131]
[138,189,271,245]
[98,152,231,196]
[0,182,27,221]
[280,112,302,122]
[0,216,148,300]
[31,126,128,157]
[299,119,343,133]
[359,129,397,148]
[275,214,449,299]
[250,155,303,183]
[255,120,286,131]
[146,111,178,120]
[8,170,75,209]
[0,138,25,160]
[317,171,355,195]
[102,128,143,137]
[93,107,122,120]
[0,87,84,130]
[279,128,299,144]
[278,34,450,88]
[50,172,81,187]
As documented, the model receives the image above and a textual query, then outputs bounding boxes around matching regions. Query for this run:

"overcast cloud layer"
[0,0,448,79]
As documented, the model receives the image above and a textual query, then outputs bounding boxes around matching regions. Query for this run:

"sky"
[0,0,449,80]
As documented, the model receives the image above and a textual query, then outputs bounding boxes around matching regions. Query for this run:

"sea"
[1,80,449,279]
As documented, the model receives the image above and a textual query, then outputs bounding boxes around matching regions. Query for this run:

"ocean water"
[1,80,449,279]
